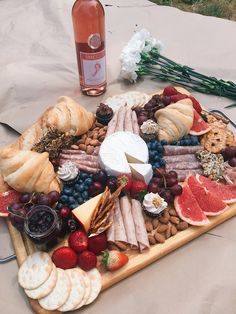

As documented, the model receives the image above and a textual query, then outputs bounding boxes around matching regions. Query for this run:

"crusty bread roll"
[155,99,194,142]
[0,148,61,193]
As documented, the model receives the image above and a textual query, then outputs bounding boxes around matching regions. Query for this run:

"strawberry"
[78,250,97,271]
[52,247,78,270]
[130,180,147,201]
[188,95,202,113]
[88,233,107,255]
[170,93,188,103]
[163,86,178,97]
[102,250,128,271]
[68,230,88,253]
[117,174,132,192]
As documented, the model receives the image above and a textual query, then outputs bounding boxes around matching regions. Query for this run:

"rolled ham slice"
[132,110,139,135]
[120,196,138,248]
[106,110,119,137]
[165,161,201,171]
[114,199,127,243]
[131,199,150,252]
[163,145,202,156]
[164,154,198,163]
[106,209,115,243]
[124,108,133,133]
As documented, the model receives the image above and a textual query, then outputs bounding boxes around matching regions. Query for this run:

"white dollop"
[143,192,167,215]
[57,161,79,181]
[140,119,159,135]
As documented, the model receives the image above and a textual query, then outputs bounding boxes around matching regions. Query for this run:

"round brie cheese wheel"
[99,131,149,176]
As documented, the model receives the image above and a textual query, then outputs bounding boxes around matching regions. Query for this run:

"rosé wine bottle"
[72,0,107,96]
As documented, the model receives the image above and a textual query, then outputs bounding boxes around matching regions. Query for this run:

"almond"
[81,134,87,140]
[156,224,168,233]
[170,216,180,225]
[154,232,165,243]
[163,210,170,220]
[71,144,79,150]
[92,132,98,140]
[159,216,169,224]
[98,129,106,137]
[176,222,189,231]
[79,144,87,151]
[165,225,171,239]
[169,209,178,217]
[171,225,177,236]
[86,145,94,155]
[85,138,91,146]
[99,135,106,142]
[90,139,99,146]
[152,218,159,229]
[148,234,156,245]
[145,220,153,232]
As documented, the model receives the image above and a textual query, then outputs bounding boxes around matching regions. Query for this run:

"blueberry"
[56,202,64,210]
[77,197,84,205]
[74,183,80,191]
[154,154,160,162]
[78,184,85,192]
[160,140,167,145]
[68,196,76,204]
[147,142,152,149]
[80,172,88,179]
[151,142,157,150]
[63,187,73,196]
[157,146,163,153]
[84,178,92,186]
[60,195,68,204]
[155,162,160,168]
[159,159,166,166]
[78,179,83,184]
[149,151,155,159]
[74,191,80,199]
[171,140,177,145]
[70,202,78,209]
[82,191,89,199]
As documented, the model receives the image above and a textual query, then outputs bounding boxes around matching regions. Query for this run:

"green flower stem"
[138,50,236,100]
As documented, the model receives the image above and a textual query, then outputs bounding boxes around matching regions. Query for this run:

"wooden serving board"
[7,202,236,314]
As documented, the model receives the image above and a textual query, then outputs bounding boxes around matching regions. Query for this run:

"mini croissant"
[0,147,61,193]
[155,99,194,142]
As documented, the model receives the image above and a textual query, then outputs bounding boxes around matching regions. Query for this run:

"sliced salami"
[114,199,127,243]
[174,169,204,181]
[165,161,201,170]
[124,108,133,133]
[120,196,138,248]
[59,159,100,174]
[61,149,86,155]
[59,154,99,162]
[131,110,139,135]
[163,145,202,156]
[131,199,150,252]
[164,154,198,163]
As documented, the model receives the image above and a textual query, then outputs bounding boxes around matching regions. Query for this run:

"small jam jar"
[24,205,65,251]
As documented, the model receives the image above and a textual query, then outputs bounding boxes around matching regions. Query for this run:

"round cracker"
[58,268,85,312]
[85,268,102,305]
[18,252,53,290]
[39,268,71,311]
[74,268,91,310]
[24,264,58,299]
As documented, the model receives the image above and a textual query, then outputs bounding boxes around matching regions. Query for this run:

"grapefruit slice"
[174,182,209,226]
[196,174,236,204]
[189,110,211,136]
[187,176,228,216]
[0,190,21,218]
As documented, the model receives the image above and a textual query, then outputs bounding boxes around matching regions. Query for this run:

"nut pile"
[197,150,225,180]
[73,121,107,155]
[145,208,189,245]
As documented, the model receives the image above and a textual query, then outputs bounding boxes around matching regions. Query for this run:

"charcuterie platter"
[1,86,236,314]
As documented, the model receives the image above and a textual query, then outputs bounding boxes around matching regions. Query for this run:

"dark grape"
[9,202,22,211]
[137,115,148,125]
[92,170,108,184]
[229,157,236,167]
[67,218,78,232]
[37,194,51,206]
[59,207,71,220]
[19,193,32,204]
[154,168,166,178]
[170,184,183,196]
[166,177,178,187]
[225,147,236,159]
[162,190,174,205]
[106,177,117,193]
[47,191,60,204]
[31,193,40,204]
[24,203,34,213]
[166,171,178,180]
[148,182,160,193]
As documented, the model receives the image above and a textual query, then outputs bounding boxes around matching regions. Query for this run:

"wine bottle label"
[80,50,106,87]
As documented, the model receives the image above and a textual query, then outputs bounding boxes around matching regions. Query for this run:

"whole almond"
[169,209,178,217]
[77,139,85,145]
[81,134,87,140]
[165,225,171,239]
[156,224,168,233]
[154,232,165,243]
[99,135,106,142]
[163,210,170,220]
[90,139,99,146]
[170,216,180,225]
[85,138,91,146]
[159,216,169,224]
[92,132,98,140]
[145,220,153,232]
[152,218,159,229]
[79,144,87,151]
[71,144,79,150]
[86,145,94,155]
[148,234,156,245]
[176,222,189,231]
[171,225,177,236]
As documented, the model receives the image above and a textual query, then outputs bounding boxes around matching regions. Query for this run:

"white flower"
[120,29,163,82]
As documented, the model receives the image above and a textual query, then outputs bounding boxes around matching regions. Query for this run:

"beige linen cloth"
[0,1,236,313]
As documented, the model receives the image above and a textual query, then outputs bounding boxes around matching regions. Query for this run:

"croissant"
[0,148,61,193]
[155,99,194,142]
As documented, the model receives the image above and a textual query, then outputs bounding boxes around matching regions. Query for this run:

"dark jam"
[24,206,63,251]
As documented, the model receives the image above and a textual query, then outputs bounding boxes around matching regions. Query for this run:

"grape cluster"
[147,140,166,170]
[222,146,236,167]
[8,191,60,232]
[57,172,93,210]
[169,135,199,146]
[148,169,182,205]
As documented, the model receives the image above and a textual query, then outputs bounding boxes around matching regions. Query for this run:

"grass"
[150,0,236,21]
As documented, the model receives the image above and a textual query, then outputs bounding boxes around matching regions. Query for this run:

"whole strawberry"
[52,247,78,270]
[130,180,147,201]
[68,230,88,253]
[78,250,97,271]
[117,174,132,192]
[88,233,107,255]
[102,250,128,271]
